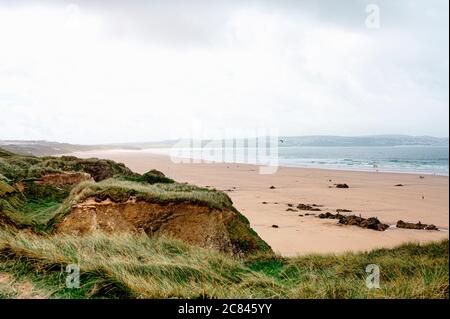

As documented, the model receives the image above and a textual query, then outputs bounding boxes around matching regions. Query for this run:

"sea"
[145,145,449,176]
[276,145,449,176]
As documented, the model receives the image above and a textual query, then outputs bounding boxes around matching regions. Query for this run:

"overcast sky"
[0,0,448,144]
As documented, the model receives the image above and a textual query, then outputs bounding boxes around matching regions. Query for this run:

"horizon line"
[0,133,449,146]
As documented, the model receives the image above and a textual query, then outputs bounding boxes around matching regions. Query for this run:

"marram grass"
[0,228,447,299]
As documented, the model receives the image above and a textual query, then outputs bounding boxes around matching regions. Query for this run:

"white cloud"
[0,1,448,143]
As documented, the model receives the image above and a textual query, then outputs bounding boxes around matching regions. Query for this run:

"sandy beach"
[68,150,449,256]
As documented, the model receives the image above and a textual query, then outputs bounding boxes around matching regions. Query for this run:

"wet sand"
[69,149,449,256]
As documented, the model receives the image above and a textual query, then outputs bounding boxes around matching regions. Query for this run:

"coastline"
[68,149,449,256]
[138,146,449,176]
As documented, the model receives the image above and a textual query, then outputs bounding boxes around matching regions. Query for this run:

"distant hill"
[1,135,448,157]
[0,140,144,157]
[277,135,449,147]
[0,140,95,156]
[119,135,449,148]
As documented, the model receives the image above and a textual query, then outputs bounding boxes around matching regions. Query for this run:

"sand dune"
[69,150,449,256]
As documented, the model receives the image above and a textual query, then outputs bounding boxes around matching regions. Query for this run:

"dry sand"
[69,149,449,256]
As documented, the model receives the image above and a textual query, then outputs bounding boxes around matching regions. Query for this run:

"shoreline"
[67,149,449,256]
[137,145,449,176]
[81,148,449,178]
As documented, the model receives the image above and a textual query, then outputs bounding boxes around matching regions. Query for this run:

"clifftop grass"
[0,228,447,299]
[0,151,137,183]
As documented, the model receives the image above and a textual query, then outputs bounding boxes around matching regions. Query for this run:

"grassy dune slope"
[0,228,447,299]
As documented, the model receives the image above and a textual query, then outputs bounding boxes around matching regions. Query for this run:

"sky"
[0,0,448,144]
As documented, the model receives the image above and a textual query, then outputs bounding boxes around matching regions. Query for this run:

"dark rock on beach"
[318,212,389,231]
[297,203,321,211]
[335,183,349,188]
[359,217,390,231]
[318,212,344,220]
[340,215,389,231]
[396,220,439,231]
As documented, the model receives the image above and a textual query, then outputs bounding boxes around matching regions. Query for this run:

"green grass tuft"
[0,228,447,299]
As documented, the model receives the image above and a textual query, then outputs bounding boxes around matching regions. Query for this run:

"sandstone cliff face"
[55,197,270,255]
[34,172,93,186]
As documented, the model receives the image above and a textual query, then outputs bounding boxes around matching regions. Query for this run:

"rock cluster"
[396,220,438,231]
[296,203,321,211]
[318,212,389,231]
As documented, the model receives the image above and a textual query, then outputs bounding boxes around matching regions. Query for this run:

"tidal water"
[146,145,449,176]
[277,145,449,176]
